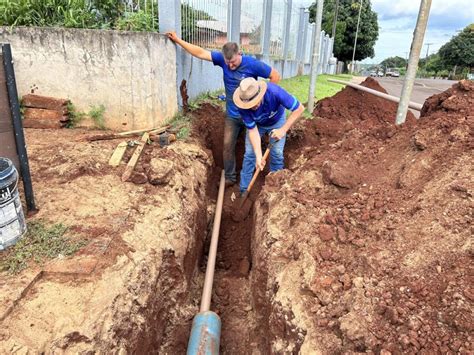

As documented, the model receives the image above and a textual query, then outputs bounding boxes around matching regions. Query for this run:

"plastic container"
[0,157,27,250]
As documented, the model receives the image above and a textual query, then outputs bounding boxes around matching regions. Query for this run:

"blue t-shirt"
[238,83,300,129]
[211,51,272,118]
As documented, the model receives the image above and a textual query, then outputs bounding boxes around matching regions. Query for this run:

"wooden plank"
[23,108,66,121]
[86,125,169,142]
[22,94,69,110]
[121,132,149,182]
[108,141,128,167]
[22,118,63,129]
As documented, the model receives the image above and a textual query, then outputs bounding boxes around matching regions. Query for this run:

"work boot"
[225,179,235,188]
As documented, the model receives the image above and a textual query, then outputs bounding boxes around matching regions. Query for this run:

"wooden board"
[22,118,64,129]
[22,94,69,111]
[86,125,169,142]
[108,141,128,167]
[23,108,68,121]
[121,132,149,182]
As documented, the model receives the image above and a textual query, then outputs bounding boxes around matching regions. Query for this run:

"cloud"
[373,0,473,19]
[359,0,473,63]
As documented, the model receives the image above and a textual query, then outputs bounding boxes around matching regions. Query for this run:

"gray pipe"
[200,170,225,313]
[327,78,423,111]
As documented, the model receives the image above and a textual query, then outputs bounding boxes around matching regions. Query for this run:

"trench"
[188,102,266,353]
[150,102,298,353]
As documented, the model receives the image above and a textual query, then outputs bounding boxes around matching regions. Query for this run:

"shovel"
[232,141,274,222]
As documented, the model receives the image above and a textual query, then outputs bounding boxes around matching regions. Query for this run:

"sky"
[363,0,474,63]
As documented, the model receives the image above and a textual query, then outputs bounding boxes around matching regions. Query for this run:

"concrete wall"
[0,27,178,130]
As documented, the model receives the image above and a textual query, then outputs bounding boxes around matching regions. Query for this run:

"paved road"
[376,77,457,117]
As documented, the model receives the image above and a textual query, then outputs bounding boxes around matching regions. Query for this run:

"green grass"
[88,104,106,130]
[0,220,85,274]
[165,112,192,140]
[279,74,352,104]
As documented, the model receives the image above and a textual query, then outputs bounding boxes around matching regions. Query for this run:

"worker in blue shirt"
[166,32,280,187]
[233,77,304,193]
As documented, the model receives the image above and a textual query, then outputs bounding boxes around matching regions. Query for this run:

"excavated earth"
[0,77,472,354]
[249,78,473,353]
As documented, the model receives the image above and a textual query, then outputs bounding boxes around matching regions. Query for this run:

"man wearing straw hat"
[166,31,280,187]
[233,77,304,194]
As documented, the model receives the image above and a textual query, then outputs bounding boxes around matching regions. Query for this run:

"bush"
[115,10,157,31]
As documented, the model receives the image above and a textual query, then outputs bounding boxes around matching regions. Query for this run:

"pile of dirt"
[250,79,473,353]
[0,128,214,353]
[306,77,417,145]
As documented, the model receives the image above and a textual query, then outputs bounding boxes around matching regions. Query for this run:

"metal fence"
[268,1,285,58]
[240,0,264,54]
[180,0,229,50]
[113,0,159,30]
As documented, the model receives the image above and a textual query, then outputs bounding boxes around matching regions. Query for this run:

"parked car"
[370,71,377,77]
[377,70,384,77]
[385,68,400,77]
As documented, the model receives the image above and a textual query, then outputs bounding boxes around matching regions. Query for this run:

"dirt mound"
[421,79,474,118]
[251,80,473,353]
[307,77,416,145]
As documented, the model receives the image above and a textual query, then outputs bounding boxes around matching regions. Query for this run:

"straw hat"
[233,77,267,109]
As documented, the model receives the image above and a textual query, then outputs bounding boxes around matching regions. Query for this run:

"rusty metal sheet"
[0,52,19,170]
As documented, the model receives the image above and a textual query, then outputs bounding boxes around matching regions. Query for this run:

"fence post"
[301,10,309,64]
[228,0,241,43]
[159,0,182,107]
[281,0,292,78]
[262,0,273,63]
[322,33,330,73]
[282,0,292,60]
[295,7,304,64]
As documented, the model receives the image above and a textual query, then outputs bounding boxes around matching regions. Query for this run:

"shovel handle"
[246,145,271,194]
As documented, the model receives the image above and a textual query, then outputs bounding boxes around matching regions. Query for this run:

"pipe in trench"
[327,78,423,111]
[187,170,225,354]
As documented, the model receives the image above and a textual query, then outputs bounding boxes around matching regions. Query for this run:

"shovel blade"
[232,194,253,222]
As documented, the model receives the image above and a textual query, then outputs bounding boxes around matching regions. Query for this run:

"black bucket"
[0,157,27,250]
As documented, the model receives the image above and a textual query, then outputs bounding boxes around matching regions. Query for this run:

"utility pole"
[395,0,432,125]
[424,42,434,58]
[331,0,339,39]
[307,0,324,112]
[350,0,363,74]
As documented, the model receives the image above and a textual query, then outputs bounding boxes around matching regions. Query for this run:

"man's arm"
[166,31,212,61]
[271,103,304,140]
[248,127,265,171]
[269,68,281,83]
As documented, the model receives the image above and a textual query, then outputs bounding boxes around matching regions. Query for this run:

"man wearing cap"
[233,77,304,194]
[165,31,280,187]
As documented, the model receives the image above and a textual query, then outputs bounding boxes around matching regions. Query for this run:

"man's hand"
[256,155,266,171]
[165,31,179,42]
[271,128,286,141]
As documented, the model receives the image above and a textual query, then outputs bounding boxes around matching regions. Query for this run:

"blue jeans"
[223,116,245,183]
[240,115,286,193]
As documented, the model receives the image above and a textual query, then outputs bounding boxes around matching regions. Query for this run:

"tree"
[438,24,474,71]
[309,0,379,63]
[380,56,407,69]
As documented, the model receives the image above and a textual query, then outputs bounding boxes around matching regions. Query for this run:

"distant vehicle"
[385,68,400,77]
[377,70,384,77]
[370,71,377,77]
